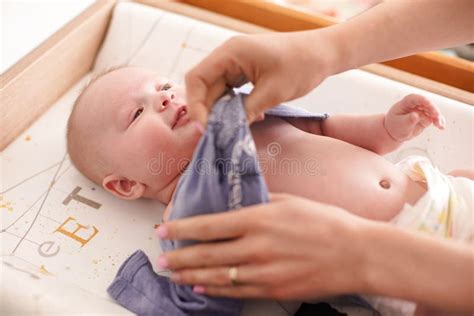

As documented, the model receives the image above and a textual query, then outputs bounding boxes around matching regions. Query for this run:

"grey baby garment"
[107,91,327,315]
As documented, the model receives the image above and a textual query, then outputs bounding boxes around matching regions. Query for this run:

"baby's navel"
[379,179,391,189]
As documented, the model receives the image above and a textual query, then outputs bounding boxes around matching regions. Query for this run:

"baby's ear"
[102,174,146,200]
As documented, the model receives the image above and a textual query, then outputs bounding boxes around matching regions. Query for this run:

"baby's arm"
[321,94,445,155]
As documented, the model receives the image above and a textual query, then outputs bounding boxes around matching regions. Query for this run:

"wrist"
[360,222,426,299]
[324,25,356,74]
[303,27,350,78]
[383,114,404,143]
[349,218,382,295]
[337,215,376,294]
[320,26,351,75]
[358,221,387,296]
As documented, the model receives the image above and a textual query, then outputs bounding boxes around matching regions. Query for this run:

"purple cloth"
[107,92,327,315]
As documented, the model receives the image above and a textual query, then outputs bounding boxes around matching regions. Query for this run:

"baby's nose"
[157,93,175,111]
[162,99,170,109]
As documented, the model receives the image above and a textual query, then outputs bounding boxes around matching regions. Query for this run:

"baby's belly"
[251,117,426,221]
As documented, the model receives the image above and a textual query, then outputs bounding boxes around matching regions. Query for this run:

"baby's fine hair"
[66,65,130,185]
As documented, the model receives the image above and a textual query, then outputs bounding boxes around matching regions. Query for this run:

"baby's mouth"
[172,106,188,129]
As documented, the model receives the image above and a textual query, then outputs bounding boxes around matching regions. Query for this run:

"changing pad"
[1,2,473,315]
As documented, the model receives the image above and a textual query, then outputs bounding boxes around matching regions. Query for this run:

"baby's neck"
[149,175,180,204]
[158,177,181,222]
[156,160,194,204]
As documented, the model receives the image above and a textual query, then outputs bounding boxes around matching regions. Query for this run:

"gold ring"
[228,266,238,286]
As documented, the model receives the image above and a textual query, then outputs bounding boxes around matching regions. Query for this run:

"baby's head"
[67,66,202,203]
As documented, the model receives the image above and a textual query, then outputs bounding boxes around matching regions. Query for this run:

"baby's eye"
[161,83,172,91]
[132,108,143,121]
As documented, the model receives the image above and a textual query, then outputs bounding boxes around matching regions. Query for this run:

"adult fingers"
[194,284,269,299]
[158,206,262,241]
[244,78,284,123]
[185,39,246,125]
[199,66,249,120]
[161,238,250,270]
[185,68,225,126]
[171,266,237,287]
[157,194,289,242]
[188,103,209,129]
[172,263,286,287]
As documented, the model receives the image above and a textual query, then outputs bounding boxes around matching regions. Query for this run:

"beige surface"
[1,1,472,315]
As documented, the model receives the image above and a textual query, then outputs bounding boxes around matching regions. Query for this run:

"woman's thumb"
[244,81,283,123]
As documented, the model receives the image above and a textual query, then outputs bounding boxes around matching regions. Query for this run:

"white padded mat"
[1,2,473,315]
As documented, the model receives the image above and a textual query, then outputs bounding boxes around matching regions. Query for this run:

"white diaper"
[393,155,473,243]
[365,155,474,316]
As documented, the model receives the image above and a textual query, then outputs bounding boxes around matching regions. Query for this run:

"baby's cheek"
[148,136,174,161]
[162,131,195,164]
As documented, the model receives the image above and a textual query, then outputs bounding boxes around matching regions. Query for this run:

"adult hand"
[185,0,474,127]
[155,193,371,299]
[185,30,341,125]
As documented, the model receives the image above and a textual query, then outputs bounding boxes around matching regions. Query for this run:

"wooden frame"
[178,0,474,94]
[1,0,472,152]
[0,0,116,151]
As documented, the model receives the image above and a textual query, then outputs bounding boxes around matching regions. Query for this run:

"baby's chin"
[175,115,204,134]
[177,119,204,142]
[172,122,203,167]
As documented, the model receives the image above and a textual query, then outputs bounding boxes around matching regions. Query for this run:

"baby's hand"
[384,94,445,142]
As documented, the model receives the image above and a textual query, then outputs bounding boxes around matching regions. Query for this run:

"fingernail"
[193,285,205,294]
[157,256,168,268]
[156,225,168,239]
[170,273,181,283]
[193,121,205,134]
[440,115,446,128]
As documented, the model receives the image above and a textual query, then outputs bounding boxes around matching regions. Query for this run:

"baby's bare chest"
[250,117,417,220]
[250,117,386,176]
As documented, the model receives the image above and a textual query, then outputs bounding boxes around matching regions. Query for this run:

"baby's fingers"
[414,97,445,129]
[434,115,446,130]
[407,111,420,127]
[418,114,432,128]
[416,107,445,129]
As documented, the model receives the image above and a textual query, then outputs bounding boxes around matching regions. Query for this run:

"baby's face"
[79,67,202,201]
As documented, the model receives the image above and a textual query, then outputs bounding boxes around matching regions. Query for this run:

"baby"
[67,66,469,217]
[67,66,472,316]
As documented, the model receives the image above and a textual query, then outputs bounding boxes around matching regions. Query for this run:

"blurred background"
[272,0,473,61]
[1,0,95,73]
[2,0,472,75]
